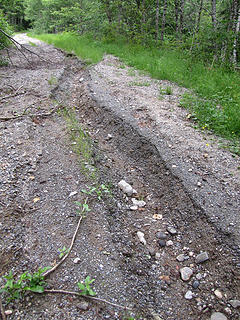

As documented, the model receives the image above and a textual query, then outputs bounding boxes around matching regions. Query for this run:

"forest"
[0,0,239,66]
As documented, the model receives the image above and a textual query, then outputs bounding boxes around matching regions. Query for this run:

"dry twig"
[0,85,23,102]
[44,289,132,311]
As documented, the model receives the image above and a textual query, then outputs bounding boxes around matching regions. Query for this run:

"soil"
[0,34,239,320]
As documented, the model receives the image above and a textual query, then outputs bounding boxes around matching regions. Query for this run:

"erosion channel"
[0,34,239,320]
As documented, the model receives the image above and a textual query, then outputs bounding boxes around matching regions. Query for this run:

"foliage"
[0,10,12,50]
[58,246,70,259]
[77,276,96,296]
[0,267,50,303]
[81,184,111,200]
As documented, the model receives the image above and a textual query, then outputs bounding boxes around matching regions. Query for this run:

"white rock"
[180,267,193,281]
[214,289,223,299]
[185,290,193,300]
[5,310,13,315]
[69,191,78,197]
[210,312,227,320]
[166,240,173,246]
[137,231,147,245]
[73,257,81,264]
[118,180,133,196]
[130,205,138,211]
[132,198,146,208]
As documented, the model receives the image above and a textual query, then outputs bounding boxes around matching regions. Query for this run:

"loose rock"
[158,240,166,247]
[210,312,227,320]
[185,290,193,300]
[192,280,200,289]
[166,240,173,246]
[132,198,146,208]
[156,231,167,240]
[180,267,193,281]
[176,254,188,262]
[167,226,177,235]
[118,180,134,196]
[229,299,240,308]
[73,257,81,264]
[137,231,147,245]
[77,301,89,310]
[214,289,223,299]
[195,251,209,264]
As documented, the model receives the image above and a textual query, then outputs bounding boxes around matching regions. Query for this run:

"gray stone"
[167,226,177,235]
[148,247,155,256]
[196,251,209,264]
[229,299,240,308]
[210,312,227,320]
[77,301,89,310]
[132,198,146,208]
[176,254,187,262]
[180,267,193,281]
[196,273,203,280]
[192,280,200,289]
[118,180,133,196]
[158,240,166,247]
[156,232,167,240]
[185,290,193,300]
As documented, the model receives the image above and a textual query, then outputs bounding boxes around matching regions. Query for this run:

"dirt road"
[0,34,239,320]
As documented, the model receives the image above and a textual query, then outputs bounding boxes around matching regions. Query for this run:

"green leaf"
[28,286,44,293]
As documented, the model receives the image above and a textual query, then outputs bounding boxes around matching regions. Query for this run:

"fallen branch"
[44,289,132,311]
[43,213,84,278]
[0,85,23,102]
[0,298,6,320]
[0,29,50,64]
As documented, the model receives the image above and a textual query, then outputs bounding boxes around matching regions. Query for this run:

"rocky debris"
[214,289,223,299]
[195,251,209,264]
[184,290,193,300]
[158,240,166,247]
[192,280,200,289]
[156,231,167,240]
[73,257,81,264]
[180,267,193,281]
[131,198,146,208]
[176,254,188,262]
[210,312,228,320]
[137,231,147,245]
[166,240,173,246]
[118,179,134,196]
[229,299,240,308]
[167,226,177,235]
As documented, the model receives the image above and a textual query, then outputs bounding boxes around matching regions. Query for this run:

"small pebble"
[180,267,193,281]
[176,254,187,262]
[214,289,223,299]
[132,198,146,207]
[229,299,240,308]
[156,231,167,240]
[148,247,155,256]
[73,257,81,264]
[158,240,166,247]
[130,205,138,211]
[196,273,203,280]
[118,180,133,196]
[5,310,13,315]
[196,251,209,264]
[166,240,173,246]
[167,226,177,235]
[185,290,193,300]
[137,231,147,245]
[192,280,200,289]
[210,312,227,320]
[77,301,89,310]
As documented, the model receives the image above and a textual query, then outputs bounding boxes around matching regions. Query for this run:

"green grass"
[30,32,240,153]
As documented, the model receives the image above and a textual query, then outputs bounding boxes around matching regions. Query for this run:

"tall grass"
[32,32,240,152]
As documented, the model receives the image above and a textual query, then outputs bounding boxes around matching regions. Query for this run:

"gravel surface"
[0,34,239,320]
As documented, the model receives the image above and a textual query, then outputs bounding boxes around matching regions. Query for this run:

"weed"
[159,85,172,95]
[0,267,50,303]
[0,57,8,66]
[58,246,70,259]
[29,41,37,47]
[75,199,91,218]
[48,75,58,85]
[119,64,126,69]
[77,276,96,296]
[127,69,136,76]
[81,184,111,200]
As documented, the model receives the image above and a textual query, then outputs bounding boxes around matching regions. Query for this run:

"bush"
[0,10,12,50]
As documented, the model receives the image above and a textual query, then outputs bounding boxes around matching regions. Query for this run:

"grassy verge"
[31,32,240,154]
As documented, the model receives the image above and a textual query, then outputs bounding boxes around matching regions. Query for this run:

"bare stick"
[44,289,132,311]
[0,85,23,102]
[43,214,84,278]
[0,298,6,320]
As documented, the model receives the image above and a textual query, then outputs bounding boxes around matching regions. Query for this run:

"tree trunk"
[211,0,217,31]
[196,0,204,33]
[175,0,180,34]
[232,7,240,65]
[179,0,185,35]
[156,0,160,41]
[160,0,168,42]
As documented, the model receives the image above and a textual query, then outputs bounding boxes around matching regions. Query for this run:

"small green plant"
[0,57,8,67]
[127,69,136,76]
[58,246,70,258]
[48,75,58,85]
[159,85,172,95]
[77,276,96,296]
[81,184,110,200]
[75,199,91,218]
[0,267,50,303]
[29,41,37,47]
